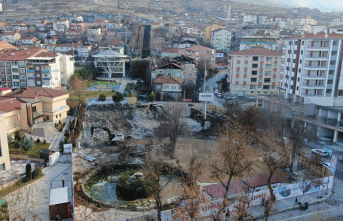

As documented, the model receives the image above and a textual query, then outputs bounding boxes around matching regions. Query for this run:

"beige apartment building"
[0,87,69,134]
[228,46,282,95]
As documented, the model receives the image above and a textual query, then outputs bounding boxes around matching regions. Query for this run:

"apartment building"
[0,48,46,89]
[93,47,127,78]
[26,52,74,89]
[179,45,216,69]
[0,48,74,89]
[205,24,224,43]
[211,28,232,53]
[228,46,282,95]
[280,32,343,106]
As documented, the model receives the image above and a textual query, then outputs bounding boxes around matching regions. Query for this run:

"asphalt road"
[202,70,227,108]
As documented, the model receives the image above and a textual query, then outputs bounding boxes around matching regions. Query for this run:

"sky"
[270,0,343,12]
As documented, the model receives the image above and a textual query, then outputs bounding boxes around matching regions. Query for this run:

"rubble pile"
[127,109,160,139]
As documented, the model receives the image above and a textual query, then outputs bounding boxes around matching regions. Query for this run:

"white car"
[311,149,329,157]
[320,162,331,168]
[214,84,218,88]
[217,93,223,98]
[214,89,219,94]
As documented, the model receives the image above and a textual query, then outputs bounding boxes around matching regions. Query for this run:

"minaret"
[228,4,231,19]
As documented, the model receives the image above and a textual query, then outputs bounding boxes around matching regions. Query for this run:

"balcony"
[42,70,51,73]
[302,75,326,80]
[27,69,34,73]
[303,65,327,70]
[305,56,328,60]
[302,84,325,89]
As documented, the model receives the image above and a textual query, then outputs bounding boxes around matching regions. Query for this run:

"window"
[265,71,271,76]
[252,71,257,75]
[332,51,337,56]
[56,115,58,118]
[329,70,335,75]
[326,89,332,94]
[330,60,336,65]
[59,114,61,117]
[333,41,339,46]
[252,64,258,68]
[251,78,257,82]
[250,85,256,89]
[253,56,258,61]
[32,106,36,112]
[327,80,333,84]
[302,41,304,45]
[264,78,271,83]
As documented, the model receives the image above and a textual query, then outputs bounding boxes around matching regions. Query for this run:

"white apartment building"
[228,46,282,95]
[211,29,232,53]
[280,32,343,106]
[26,52,74,89]
[53,19,70,33]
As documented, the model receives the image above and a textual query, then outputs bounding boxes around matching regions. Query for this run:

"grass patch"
[0,175,43,198]
[69,91,116,100]
[9,142,51,158]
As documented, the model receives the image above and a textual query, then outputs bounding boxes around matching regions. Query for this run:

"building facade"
[280,32,343,106]
[228,46,282,95]
[239,35,279,51]
[211,29,232,53]
[0,115,10,171]
[205,24,224,43]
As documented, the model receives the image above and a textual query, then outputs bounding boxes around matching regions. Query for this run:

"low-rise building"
[153,75,184,101]
[0,32,21,44]
[179,45,216,69]
[239,34,279,51]
[53,19,70,33]
[21,36,38,45]
[93,47,127,78]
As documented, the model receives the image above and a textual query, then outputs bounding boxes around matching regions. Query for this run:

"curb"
[254,191,333,220]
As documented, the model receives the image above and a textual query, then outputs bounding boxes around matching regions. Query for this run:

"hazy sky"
[270,0,343,12]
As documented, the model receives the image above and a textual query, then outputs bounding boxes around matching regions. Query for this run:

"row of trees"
[98,92,124,103]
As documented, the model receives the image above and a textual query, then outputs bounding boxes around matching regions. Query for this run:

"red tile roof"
[33,52,58,58]
[203,174,283,199]
[0,41,16,50]
[287,32,343,40]
[154,76,184,84]
[0,48,45,61]
[0,87,11,92]
[155,62,184,70]
[4,87,69,99]
[229,46,282,56]
[0,97,25,113]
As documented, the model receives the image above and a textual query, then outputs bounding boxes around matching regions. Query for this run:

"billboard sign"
[199,93,214,102]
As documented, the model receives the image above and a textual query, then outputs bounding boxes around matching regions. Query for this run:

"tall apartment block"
[141,25,151,59]
[280,32,343,106]
[0,48,74,89]
[228,47,282,95]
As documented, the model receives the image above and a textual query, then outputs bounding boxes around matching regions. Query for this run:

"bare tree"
[144,153,174,221]
[154,104,190,158]
[258,131,289,221]
[211,126,253,221]
[70,75,87,103]
[173,154,206,220]
[231,194,254,221]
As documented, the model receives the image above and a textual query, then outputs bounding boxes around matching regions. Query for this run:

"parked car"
[320,162,331,168]
[311,149,329,157]
[214,89,219,94]
[214,84,218,89]
[217,93,223,98]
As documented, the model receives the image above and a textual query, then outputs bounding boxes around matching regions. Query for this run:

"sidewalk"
[251,190,332,220]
